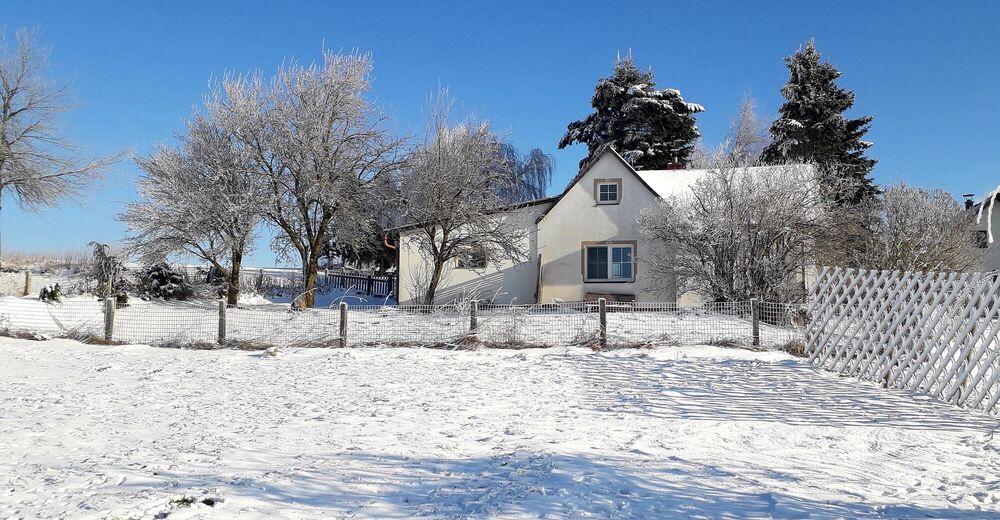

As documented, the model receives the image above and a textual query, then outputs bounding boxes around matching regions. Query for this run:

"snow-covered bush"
[639,162,832,303]
[38,283,62,303]
[89,242,129,304]
[137,263,193,300]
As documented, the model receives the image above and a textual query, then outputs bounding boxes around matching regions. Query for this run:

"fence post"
[339,302,348,348]
[23,271,31,296]
[751,298,760,348]
[470,300,479,336]
[366,274,374,295]
[598,298,607,349]
[103,298,115,343]
[218,300,227,346]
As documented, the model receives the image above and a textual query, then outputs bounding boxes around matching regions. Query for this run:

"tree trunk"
[423,258,446,305]
[300,255,320,308]
[226,248,243,306]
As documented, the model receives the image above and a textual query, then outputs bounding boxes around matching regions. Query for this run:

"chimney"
[963,193,976,211]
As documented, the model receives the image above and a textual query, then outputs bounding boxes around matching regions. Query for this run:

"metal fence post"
[103,298,115,343]
[470,300,479,336]
[218,300,227,346]
[751,298,760,348]
[598,298,607,349]
[23,271,31,296]
[339,302,348,347]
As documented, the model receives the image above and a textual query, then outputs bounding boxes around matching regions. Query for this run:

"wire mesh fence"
[0,297,105,340]
[0,297,806,350]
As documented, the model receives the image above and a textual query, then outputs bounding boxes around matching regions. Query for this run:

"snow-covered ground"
[2,339,999,519]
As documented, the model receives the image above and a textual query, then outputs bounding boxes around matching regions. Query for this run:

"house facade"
[974,192,1000,271]
[396,148,780,305]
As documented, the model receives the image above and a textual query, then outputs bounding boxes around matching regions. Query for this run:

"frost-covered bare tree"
[0,28,119,268]
[722,96,770,166]
[639,159,833,302]
[400,97,530,304]
[690,96,770,169]
[210,51,405,307]
[843,183,982,272]
[322,172,400,273]
[120,113,263,305]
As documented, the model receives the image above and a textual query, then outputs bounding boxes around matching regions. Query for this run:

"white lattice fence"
[806,267,1000,414]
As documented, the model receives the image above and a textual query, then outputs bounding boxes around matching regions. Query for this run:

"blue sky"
[2,0,998,266]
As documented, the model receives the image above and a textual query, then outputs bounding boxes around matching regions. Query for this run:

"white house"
[974,189,1000,271]
[396,147,791,305]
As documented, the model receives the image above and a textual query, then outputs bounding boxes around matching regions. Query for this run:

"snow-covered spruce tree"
[762,40,876,203]
[120,112,262,306]
[0,29,119,269]
[559,54,704,170]
[399,94,532,304]
[211,51,405,308]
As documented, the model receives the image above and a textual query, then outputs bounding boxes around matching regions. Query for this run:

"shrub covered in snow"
[137,263,193,300]
[38,283,62,303]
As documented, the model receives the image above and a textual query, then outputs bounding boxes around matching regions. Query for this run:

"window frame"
[594,178,622,205]
[582,242,636,283]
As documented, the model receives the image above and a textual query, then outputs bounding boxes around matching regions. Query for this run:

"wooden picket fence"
[806,267,1000,415]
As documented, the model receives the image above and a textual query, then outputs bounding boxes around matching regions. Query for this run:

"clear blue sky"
[3,0,998,266]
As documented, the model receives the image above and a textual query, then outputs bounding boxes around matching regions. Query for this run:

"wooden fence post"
[339,302,348,348]
[750,298,760,348]
[470,300,479,336]
[103,298,115,343]
[218,300,227,346]
[23,271,31,296]
[598,297,607,349]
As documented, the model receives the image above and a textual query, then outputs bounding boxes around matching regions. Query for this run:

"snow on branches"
[560,54,704,170]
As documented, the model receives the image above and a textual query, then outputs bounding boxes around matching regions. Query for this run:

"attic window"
[595,179,621,204]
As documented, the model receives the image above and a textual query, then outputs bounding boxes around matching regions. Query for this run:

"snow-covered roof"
[633,168,710,198]
[635,164,813,199]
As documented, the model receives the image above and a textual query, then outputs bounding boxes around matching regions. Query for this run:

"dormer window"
[595,179,621,205]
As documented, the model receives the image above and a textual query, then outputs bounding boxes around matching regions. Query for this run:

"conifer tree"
[763,40,877,203]
[559,55,704,170]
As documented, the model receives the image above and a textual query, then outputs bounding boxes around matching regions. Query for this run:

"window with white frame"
[596,180,620,204]
[584,244,634,281]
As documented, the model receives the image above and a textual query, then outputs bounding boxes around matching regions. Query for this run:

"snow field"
[2,338,1000,518]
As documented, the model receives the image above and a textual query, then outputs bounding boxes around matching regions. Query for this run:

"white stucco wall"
[536,153,676,303]
[397,202,552,305]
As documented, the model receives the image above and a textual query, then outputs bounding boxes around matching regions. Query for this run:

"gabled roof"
[635,163,816,198]
[537,147,661,221]
[537,147,812,222]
